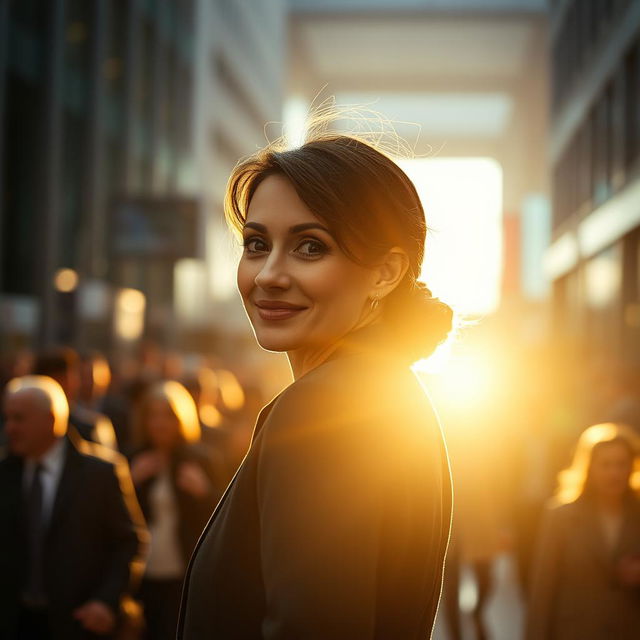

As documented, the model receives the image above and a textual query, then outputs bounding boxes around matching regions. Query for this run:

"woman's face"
[589,441,634,500]
[237,174,378,354]
[146,398,181,450]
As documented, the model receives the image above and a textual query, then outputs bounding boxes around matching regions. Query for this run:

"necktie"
[25,463,46,606]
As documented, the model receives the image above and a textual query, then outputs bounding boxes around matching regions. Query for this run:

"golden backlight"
[397,157,503,317]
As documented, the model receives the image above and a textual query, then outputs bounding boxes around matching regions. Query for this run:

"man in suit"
[0,375,147,639]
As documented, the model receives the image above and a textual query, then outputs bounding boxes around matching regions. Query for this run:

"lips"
[254,300,308,321]
[255,299,306,309]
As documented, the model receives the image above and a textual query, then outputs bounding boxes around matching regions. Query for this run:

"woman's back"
[178,324,452,639]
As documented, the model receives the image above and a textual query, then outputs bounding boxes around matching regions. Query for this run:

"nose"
[254,250,291,290]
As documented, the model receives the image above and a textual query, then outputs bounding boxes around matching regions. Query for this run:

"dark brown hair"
[225,134,453,362]
[33,346,79,377]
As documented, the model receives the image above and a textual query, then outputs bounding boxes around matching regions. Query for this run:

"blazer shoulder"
[277,351,424,409]
[261,353,440,458]
[0,452,21,476]
[68,436,127,478]
[542,499,586,530]
[264,354,397,425]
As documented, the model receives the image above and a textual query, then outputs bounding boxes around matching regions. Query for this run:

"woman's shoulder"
[262,351,441,455]
[280,349,422,409]
[542,497,591,529]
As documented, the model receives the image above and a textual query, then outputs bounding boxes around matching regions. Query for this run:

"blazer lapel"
[575,499,611,569]
[182,391,287,590]
[613,496,640,559]
[5,455,24,503]
[3,455,26,531]
[178,389,288,638]
[208,390,284,522]
[250,390,286,445]
[46,438,82,542]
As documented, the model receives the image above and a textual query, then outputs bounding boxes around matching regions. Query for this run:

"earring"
[370,295,379,311]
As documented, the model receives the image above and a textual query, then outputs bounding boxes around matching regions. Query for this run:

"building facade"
[0,0,198,352]
[189,0,286,337]
[0,0,288,355]
[546,0,640,362]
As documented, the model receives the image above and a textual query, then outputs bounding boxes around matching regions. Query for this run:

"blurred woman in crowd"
[526,422,640,640]
[129,381,225,640]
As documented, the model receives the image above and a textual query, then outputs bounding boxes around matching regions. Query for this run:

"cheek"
[299,266,338,301]
[317,264,371,313]
[237,258,255,300]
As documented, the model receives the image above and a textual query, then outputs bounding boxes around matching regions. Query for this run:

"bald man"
[0,376,147,639]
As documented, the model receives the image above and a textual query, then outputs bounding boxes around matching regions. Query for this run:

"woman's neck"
[287,341,341,380]
[286,318,384,380]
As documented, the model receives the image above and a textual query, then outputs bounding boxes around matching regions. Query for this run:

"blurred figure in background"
[448,433,502,640]
[0,350,35,452]
[224,380,266,474]
[182,366,233,485]
[33,347,118,451]
[77,351,132,454]
[526,423,640,640]
[0,375,146,639]
[129,381,225,640]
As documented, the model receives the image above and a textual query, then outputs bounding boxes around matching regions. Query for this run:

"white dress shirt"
[145,469,185,579]
[22,437,67,525]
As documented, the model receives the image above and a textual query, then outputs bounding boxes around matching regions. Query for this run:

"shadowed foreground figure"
[178,131,453,638]
[0,375,147,640]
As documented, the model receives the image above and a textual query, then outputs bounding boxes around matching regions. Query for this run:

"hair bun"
[413,281,433,299]
[381,279,453,363]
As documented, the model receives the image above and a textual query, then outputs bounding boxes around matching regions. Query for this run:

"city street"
[435,554,524,640]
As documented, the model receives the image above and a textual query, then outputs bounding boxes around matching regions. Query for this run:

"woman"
[177,133,454,639]
[526,422,640,640]
[130,381,225,640]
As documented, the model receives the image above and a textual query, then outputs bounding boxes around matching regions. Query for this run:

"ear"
[371,247,410,299]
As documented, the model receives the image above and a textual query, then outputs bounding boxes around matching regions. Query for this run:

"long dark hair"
[225,133,453,363]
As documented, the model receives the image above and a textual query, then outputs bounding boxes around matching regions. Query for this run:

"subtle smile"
[254,300,308,321]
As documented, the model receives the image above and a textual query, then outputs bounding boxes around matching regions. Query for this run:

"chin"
[252,327,303,353]
[254,335,297,353]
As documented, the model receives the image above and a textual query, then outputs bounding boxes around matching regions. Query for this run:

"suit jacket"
[0,437,147,639]
[70,405,118,451]
[177,322,453,639]
[132,443,225,566]
[526,494,640,640]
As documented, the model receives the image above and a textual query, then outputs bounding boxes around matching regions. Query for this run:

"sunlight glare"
[397,157,503,317]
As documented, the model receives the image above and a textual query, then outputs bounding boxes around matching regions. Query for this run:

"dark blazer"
[0,437,147,639]
[526,494,640,640]
[177,322,453,639]
[132,443,225,564]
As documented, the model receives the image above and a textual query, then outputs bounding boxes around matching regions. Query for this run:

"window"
[624,39,640,172]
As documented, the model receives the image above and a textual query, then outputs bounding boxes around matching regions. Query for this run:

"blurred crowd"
[2,336,640,639]
[432,334,640,640]
[0,342,270,639]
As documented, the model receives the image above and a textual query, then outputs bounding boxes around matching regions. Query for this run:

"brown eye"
[296,238,327,258]
[243,237,268,254]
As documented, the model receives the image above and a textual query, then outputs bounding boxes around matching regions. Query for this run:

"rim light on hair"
[6,375,70,437]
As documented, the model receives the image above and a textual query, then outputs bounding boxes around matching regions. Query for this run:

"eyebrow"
[243,222,332,235]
